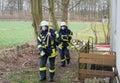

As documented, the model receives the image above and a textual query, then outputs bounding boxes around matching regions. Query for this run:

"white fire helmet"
[60,22,66,26]
[40,21,48,26]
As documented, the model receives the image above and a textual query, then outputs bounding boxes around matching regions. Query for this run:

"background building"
[110,0,120,79]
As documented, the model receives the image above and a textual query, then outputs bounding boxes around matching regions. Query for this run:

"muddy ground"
[0,43,79,83]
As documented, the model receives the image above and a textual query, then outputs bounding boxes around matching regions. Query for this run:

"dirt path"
[0,44,79,83]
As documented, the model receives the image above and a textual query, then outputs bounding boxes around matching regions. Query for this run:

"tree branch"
[69,0,82,11]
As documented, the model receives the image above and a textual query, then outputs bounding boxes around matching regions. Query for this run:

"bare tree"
[48,0,58,30]
[61,0,70,23]
[17,0,23,12]
[31,0,43,37]
[106,0,110,44]
[91,23,98,44]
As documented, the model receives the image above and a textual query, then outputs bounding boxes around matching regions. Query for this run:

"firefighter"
[37,21,59,82]
[58,22,73,67]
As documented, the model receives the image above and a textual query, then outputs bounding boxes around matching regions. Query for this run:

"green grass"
[0,22,35,48]
[68,22,90,33]
[9,66,76,83]
[0,21,107,48]
[9,69,39,83]
[77,23,107,43]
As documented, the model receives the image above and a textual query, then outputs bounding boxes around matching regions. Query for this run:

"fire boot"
[39,71,46,82]
[48,72,54,82]
[66,59,70,64]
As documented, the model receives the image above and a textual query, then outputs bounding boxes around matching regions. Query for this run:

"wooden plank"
[79,58,115,66]
[79,53,116,66]
[79,69,115,78]
[80,53,116,61]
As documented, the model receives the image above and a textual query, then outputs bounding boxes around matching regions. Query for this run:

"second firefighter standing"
[58,22,73,67]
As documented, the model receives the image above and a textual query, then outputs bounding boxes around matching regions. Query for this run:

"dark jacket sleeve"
[50,29,61,46]
[37,34,43,52]
[68,30,73,41]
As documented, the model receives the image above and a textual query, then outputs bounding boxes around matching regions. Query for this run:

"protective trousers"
[39,54,55,80]
[59,47,70,67]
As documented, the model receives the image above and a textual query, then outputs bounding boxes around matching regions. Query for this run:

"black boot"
[67,59,70,64]
[39,71,46,82]
[61,64,65,67]
[39,77,46,82]
[61,61,65,67]
[48,79,54,82]
[49,72,54,82]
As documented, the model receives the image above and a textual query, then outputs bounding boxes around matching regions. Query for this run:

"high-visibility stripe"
[38,45,42,49]
[69,34,72,37]
[67,46,70,49]
[58,43,63,49]
[49,49,57,58]
[56,34,59,38]
[66,57,70,59]
[38,45,47,49]
[42,45,47,48]
[39,67,46,71]
[51,41,54,45]
[69,32,73,37]
[61,58,66,62]
[41,51,45,56]
[67,44,70,49]
[63,39,68,41]
[38,36,41,41]
[49,69,55,73]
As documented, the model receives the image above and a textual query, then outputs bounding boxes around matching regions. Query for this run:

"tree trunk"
[102,23,107,44]
[106,0,110,44]
[18,0,23,12]
[61,0,70,23]
[31,0,43,37]
[91,24,98,44]
[48,0,58,31]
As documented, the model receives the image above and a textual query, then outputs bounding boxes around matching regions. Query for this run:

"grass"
[0,21,107,48]
[68,22,90,33]
[9,69,39,83]
[9,64,77,83]
[77,23,108,43]
[0,22,35,48]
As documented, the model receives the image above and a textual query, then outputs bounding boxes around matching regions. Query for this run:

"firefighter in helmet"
[58,22,73,67]
[37,21,59,82]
